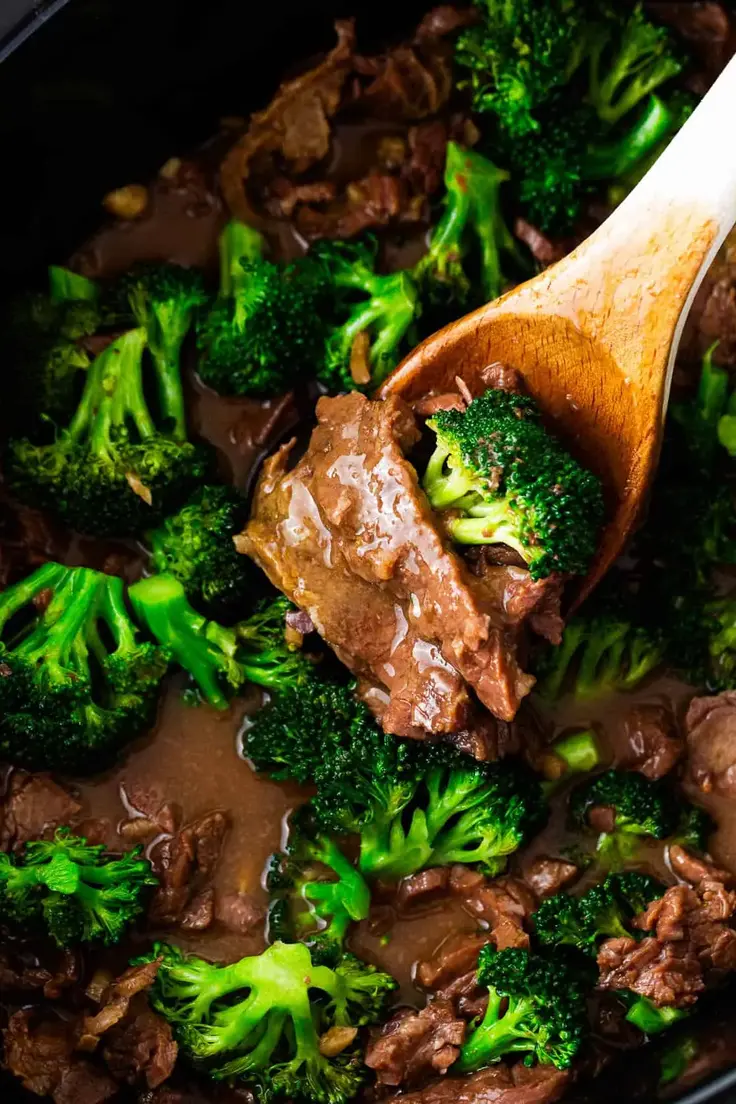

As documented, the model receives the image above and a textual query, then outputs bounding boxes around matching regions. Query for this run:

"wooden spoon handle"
[535,54,736,408]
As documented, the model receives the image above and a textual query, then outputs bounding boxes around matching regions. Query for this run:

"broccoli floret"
[8,325,210,537]
[3,265,101,432]
[143,940,396,1103]
[459,2,687,234]
[267,812,371,965]
[569,770,706,863]
[536,592,664,701]
[148,484,250,621]
[414,142,523,309]
[0,561,167,772]
[197,219,328,397]
[625,995,689,1036]
[0,828,155,946]
[587,5,682,125]
[534,872,664,954]
[129,575,313,709]
[422,387,604,580]
[315,238,419,391]
[246,682,545,881]
[111,262,206,439]
[454,944,589,1072]
[455,0,593,138]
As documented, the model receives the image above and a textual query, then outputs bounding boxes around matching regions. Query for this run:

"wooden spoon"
[380,56,736,607]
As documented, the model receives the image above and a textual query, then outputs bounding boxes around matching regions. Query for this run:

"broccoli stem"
[626,996,689,1035]
[0,561,67,633]
[128,573,240,709]
[552,729,602,775]
[358,808,434,881]
[455,991,532,1072]
[423,442,476,509]
[67,328,152,454]
[14,569,101,685]
[582,94,674,180]
[219,219,265,299]
[588,15,682,125]
[447,500,529,559]
[305,838,371,924]
[48,266,98,303]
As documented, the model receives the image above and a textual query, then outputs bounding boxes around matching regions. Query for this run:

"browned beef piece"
[513,218,570,267]
[414,5,479,41]
[3,1011,117,1104]
[681,230,736,367]
[416,871,535,990]
[412,392,467,418]
[597,936,704,1007]
[80,960,162,1041]
[220,20,355,226]
[294,171,425,242]
[1,770,81,850]
[102,1010,177,1090]
[416,933,490,990]
[397,867,451,909]
[684,691,736,796]
[435,969,487,1020]
[403,120,451,196]
[619,704,683,780]
[669,844,734,887]
[524,856,579,899]
[396,1061,570,1104]
[240,440,470,740]
[352,41,453,120]
[635,880,736,972]
[364,999,466,1086]
[0,948,78,999]
[149,810,229,928]
[241,393,539,731]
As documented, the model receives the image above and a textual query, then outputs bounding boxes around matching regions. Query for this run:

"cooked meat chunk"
[523,856,579,898]
[597,936,705,1008]
[681,230,736,366]
[241,393,542,732]
[1,770,81,851]
[669,844,734,887]
[619,704,683,780]
[685,691,736,796]
[3,1011,117,1104]
[352,42,453,120]
[364,999,466,1086]
[216,891,265,934]
[102,1010,177,1089]
[648,2,735,91]
[220,20,355,226]
[598,860,736,1006]
[397,867,452,910]
[396,1061,570,1104]
[80,960,162,1041]
[413,5,479,41]
[149,811,229,928]
[416,933,491,991]
[0,948,78,999]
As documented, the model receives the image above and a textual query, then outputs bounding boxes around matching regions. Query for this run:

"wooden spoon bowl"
[381,58,736,606]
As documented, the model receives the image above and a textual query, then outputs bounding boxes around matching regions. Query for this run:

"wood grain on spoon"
[381,57,736,607]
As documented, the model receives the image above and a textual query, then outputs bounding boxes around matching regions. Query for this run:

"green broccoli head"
[0,828,156,946]
[455,944,590,1072]
[197,219,328,397]
[143,939,395,1103]
[534,872,664,954]
[234,596,318,692]
[8,327,210,538]
[109,262,207,439]
[423,387,604,579]
[414,142,523,310]
[148,483,251,622]
[568,770,706,864]
[3,266,100,432]
[267,811,371,965]
[315,238,419,392]
[0,562,167,772]
[623,994,690,1036]
[535,585,664,701]
[246,681,545,882]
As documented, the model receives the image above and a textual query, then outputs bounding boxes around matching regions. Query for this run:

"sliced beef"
[512,218,570,267]
[364,999,466,1086]
[80,960,162,1042]
[149,810,229,928]
[619,704,683,780]
[1,770,81,851]
[416,871,535,990]
[597,862,736,1006]
[0,948,78,999]
[597,936,704,1008]
[294,171,424,241]
[413,5,479,41]
[412,391,467,418]
[648,3,735,92]
[669,844,734,888]
[352,42,452,120]
[3,1012,117,1104]
[397,867,451,910]
[523,856,579,899]
[240,394,540,732]
[102,1010,177,1090]
[220,20,355,227]
[216,891,265,934]
[681,229,736,367]
[396,1061,569,1104]
[684,691,736,797]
